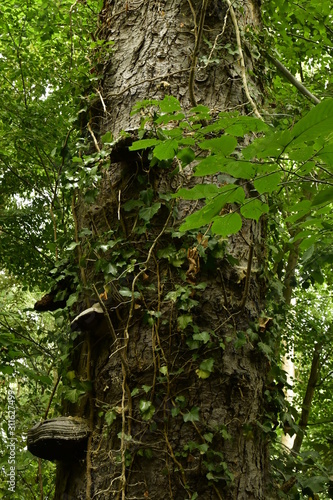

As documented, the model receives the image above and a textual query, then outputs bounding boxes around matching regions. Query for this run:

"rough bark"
[54,1,272,499]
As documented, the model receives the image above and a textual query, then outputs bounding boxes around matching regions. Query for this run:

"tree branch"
[267,54,320,105]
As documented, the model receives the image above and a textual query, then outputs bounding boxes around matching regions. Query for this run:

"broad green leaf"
[153,139,178,160]
[242,129,292,160]
[301,244,315,263]
[222,160,257,179]
[288,145,315,162]
[290,98,333,145]
[311,187,333,207]
[199,136,237,154]
[299,235,318,251]
[159,95,182,113]
[225,116,269,136]
[129,138,160,151]
[285,200,312,224]
[175,184,219,200]
[177,147,195,165]
[101,131,113,144]
[254,172,281,194]
[317,144,333,165]
[180,186,245,231]
[211,212,242,236]
[240,199,269,221]
[194,154,227,176]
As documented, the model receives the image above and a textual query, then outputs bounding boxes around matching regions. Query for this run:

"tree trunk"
[55,1,272,499]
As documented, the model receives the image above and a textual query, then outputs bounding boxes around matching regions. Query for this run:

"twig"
[87,122,101,152]
[95,88,107,114]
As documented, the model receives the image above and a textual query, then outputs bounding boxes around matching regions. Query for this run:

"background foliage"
[0,0,333,498]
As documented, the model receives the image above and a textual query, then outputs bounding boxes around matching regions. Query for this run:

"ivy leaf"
[177,314,193,330]
[101,131,113,144]
[199,358,215,372]
[192,331,211,343]
[196,369,211,379]
[139,202,161,222]
[105,409,117,426]
[183,406,200,423]
[66,241,80,251]
[139,400,155,420]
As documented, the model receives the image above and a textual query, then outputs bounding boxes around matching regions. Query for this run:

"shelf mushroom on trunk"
[27,417,90,461]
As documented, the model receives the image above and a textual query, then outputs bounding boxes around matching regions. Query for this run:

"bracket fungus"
[27,417,90,461]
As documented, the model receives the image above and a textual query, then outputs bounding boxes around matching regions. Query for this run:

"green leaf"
[101,131,113,144]
[290,98,333,145]
[129,138,160,151]
[139,400,155,420]
[211,213,242,236]
[153,139,178,160]
[139,202,161,222]
[199,358,215,372]
[159,95,182,113]
[66,241,80,251]
[180,186,245,231]
[311,187,333,207]
[253,172,281,194]
[177,314,193,330]
[183,406,200,423]
[225,116,269,136]
[257,342,273,359]
[222,160,257,179]
[177,147,195,165]
[192,331,211,343]
[175,184,219,200]
[105,409,117,425]
[199,136,237,154]
[196,369,211,379]
[194,155,228,176]
[240,199,269,221]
